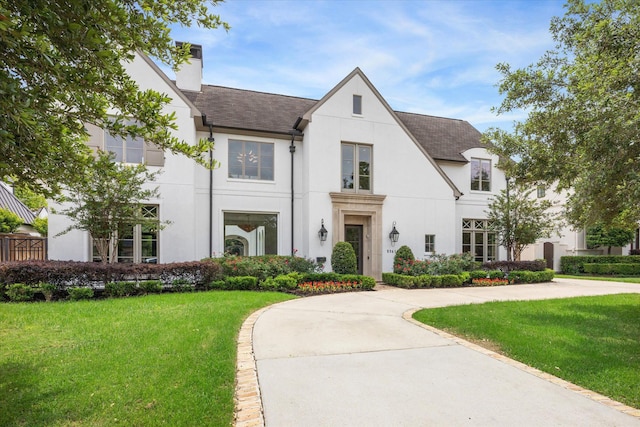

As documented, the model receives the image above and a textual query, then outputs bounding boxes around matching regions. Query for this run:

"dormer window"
[353,95,362,115]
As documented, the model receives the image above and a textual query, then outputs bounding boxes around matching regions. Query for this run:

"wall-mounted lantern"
[389,221,399,245]
[318,219,328,242]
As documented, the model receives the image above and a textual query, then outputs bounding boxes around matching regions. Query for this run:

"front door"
[345,225,363,274]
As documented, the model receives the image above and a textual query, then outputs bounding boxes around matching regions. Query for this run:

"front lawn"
[0,291,295,426]
[413,294,640,409]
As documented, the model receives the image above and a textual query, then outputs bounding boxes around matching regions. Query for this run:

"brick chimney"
[175,42,203,92]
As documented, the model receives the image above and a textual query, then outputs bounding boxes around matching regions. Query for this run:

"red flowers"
[471,277,511,286]
[297,281,360,294]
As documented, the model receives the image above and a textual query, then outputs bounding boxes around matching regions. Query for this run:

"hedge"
[560,255,640,274]
[583,263,640,275]
[482,260,546,272]
[383,269,554,288]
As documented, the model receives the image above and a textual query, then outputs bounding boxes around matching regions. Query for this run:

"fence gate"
[0,234,48,262]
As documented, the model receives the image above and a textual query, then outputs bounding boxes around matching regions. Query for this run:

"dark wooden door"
[345,225,363,274]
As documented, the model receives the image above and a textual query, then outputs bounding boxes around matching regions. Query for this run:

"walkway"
[239,278,640,426]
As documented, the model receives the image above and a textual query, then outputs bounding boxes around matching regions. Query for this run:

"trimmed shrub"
[139,280,162,294]
[105,281,138,297]
[301,272,342,283]
[414,275,432,288]
[5,283,34,302]
[439,274,465,288]
[68,287,94,301]
[209,255,322,280]
[584,263,640,275]
[340,274,376,290]
[224,276,258,290]
[560,255,640,274]
[331,242,357,274]
[39,282,57,302]
[171,279,194,292]
[382,272,415,288]
[259,275,298,292]
[509,269,554,283]
[393,245,415,274]
[208,280,226,290]
[430,276,442,287]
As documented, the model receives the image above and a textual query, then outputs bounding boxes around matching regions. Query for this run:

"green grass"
[413,294,640,409]
[0,291,295,426]
[556,274,640,284]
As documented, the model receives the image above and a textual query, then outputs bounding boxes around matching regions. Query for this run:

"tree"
[486,181,558,261]
[56,151,166,264]
[0,208,22,233]
[1,1,228,196]
[586,224,634,255]
[484,0,640,228]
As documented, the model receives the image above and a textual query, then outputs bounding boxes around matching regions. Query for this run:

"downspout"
[288,117,303,256]
[208,124,214,257]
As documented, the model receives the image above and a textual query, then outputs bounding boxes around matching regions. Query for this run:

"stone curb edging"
[402,308,640,420]
[234,306,270,427]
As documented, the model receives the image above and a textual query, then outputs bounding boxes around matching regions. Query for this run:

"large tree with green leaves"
[586,223,634,255]
[484,0,640,229]
[56,151,166,264]
[1,0,228,196]
[486,182,559,261]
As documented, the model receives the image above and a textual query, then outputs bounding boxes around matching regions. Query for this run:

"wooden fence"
[0,234,47,262]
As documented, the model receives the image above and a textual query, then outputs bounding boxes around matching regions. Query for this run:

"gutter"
[288,117,304,256]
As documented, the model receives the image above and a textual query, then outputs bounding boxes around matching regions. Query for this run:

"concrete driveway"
[249,278,640,426]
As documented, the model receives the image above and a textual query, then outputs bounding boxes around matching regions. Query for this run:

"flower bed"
[297,281,364,295]
[471,277,511,286]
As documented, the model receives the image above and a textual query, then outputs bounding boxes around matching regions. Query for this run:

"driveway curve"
[251,279,640,426]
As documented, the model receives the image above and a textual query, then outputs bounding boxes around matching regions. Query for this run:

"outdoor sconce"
[318,219,328,242]
[389,221,400,245]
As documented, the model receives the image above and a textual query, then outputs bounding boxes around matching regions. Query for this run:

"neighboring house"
[48,45,507,279]
[521,184,638,271]
[0,182,40,236]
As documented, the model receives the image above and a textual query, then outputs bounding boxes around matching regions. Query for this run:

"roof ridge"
[201,84,318,103]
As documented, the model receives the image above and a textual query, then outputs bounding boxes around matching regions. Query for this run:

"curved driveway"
[251,278,640,426]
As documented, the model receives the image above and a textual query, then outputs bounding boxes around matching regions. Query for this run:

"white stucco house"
[48,45,508,280]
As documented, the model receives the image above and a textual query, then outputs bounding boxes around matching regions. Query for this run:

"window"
[224,212,277,255]
[462,219,497,263]
[228,140,274,181]
[537,185,546,198]
[353,95,362,115]
[341,143,371,192]
[89,121,164,166]
[92,205,159,263]
[471,158,491,191]
[425,234,435,253]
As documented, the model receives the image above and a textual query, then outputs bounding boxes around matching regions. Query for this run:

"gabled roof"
[0,183,36,224]
[181,80,483,163]
[183,86,316,136]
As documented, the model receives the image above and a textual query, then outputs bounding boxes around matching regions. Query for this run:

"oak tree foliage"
[1,0,228,195]
[483,0,640,228]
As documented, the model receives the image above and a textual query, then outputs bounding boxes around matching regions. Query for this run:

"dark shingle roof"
[0,184,35,224]
[182,85,482,162]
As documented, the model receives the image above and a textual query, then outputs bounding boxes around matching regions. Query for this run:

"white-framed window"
[537,185,546,198]
[92,205,159,263]
[462,219,497,263]
[341,143,372,192]
[353,94,362,115]
[425,234,435,253]
[228,140,274,181]
[101,120,164,166]
[224,212,278,255]
[470,158,491,191]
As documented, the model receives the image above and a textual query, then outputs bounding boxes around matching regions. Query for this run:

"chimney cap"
[176,41,203,61]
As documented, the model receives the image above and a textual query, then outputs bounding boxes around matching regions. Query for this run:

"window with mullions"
[228,140,274,181]
[425,234,435,253]
[341,143,371,192]
[462,219,497,263]
[471,158,491,191]
[92,205,159,263]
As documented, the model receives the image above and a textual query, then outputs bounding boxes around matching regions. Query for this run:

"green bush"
[393,245,415,274]
[414,275,432,288]
[508,269,554,283]
[139,280,162,294]
[39,282,57,301]
[339,274,376,290]
[331,242,357,274]
[560,255,640,274]
[439,274,465,288]
[381,272,415,288]
[301,272,342,283]
[430,276,442,287]
[68,287,94,301]
[210,255,322,280]
[584,263,640,275]
[259,275,298,292]
[105,281,138,297]
[428,252,477,275]
[224,276,258,290]
[5,283,34,302]
[171,279,194,292]
[208,280,226,290]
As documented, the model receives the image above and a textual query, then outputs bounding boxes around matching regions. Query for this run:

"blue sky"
[166,0,568,132]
